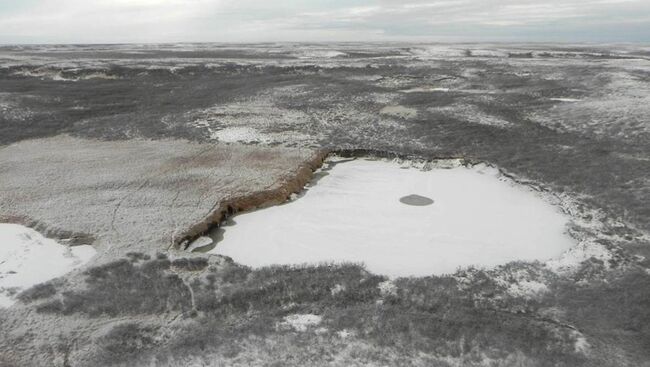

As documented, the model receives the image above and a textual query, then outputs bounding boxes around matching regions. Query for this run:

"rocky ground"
[0,43,649,366]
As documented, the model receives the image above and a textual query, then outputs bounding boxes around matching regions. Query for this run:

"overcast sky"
[1,0,649,44]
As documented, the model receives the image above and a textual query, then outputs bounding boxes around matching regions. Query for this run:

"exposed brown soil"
[177,148,330,249]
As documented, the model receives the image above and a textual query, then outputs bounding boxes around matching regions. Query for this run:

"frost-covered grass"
[0,223,95,307]
[428,103,512,128]
[21,250,649,366]
[2,43,649,366]
[212,158,575,277]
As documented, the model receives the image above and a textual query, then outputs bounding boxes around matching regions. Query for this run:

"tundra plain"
[0,43,649,366]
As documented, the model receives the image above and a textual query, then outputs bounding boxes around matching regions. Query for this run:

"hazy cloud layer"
[1,0,649,43]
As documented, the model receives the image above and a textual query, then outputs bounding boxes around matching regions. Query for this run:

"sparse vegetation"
[9,243,650,367]
[95,323,161,364]
[36,258,192,317]
[2,43,649,366]
[171,257,209,271]
[16,280,60,303]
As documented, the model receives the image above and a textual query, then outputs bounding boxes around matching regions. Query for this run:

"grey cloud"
[0,0,648,43]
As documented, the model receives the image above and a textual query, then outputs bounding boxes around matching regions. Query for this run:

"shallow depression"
[210,158,576,277]
[0,223,96,307]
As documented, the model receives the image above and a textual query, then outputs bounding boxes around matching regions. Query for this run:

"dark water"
[399,194,434,206]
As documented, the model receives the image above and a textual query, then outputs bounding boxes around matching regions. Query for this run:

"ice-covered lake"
[211,158,576,277]
[0,224,95,307]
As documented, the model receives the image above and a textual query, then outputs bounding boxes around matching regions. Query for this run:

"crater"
[209,157,576,278]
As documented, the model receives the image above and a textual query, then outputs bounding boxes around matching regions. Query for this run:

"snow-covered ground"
[211,158,576,277]
[0,224,96,307]
[277,314,323,332]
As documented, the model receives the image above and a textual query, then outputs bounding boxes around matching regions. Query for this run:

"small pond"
[209,158,575,277]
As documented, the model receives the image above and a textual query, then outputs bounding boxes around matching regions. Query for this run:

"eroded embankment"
[0,214,96,247]
[177,149,494,252]
[176,149,330,250]
[332,148,470,164]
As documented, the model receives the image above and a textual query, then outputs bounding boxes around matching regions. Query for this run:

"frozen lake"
[0,224,96,307]
[211,158,576,277]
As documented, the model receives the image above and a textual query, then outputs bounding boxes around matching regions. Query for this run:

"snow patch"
[507,280,549,299]
[210,126,266,144]
[401,87,450,93]
[331,284,346,296]
[409,46,466,59]
[378,280,398,297]
[186,236,213,252]
[490,267,550,299]
[545,240,612,274]
[12,69,117,81]
[337,329,353,338]
[278,314,323,332]
[429,104,512,128]
[296,50,347,59]
[0,224,96,307]
[380,105,417,119]
[346,75,383,82]
[184,98,317,146]
[572,330,590,355]
[550,98,581,102]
